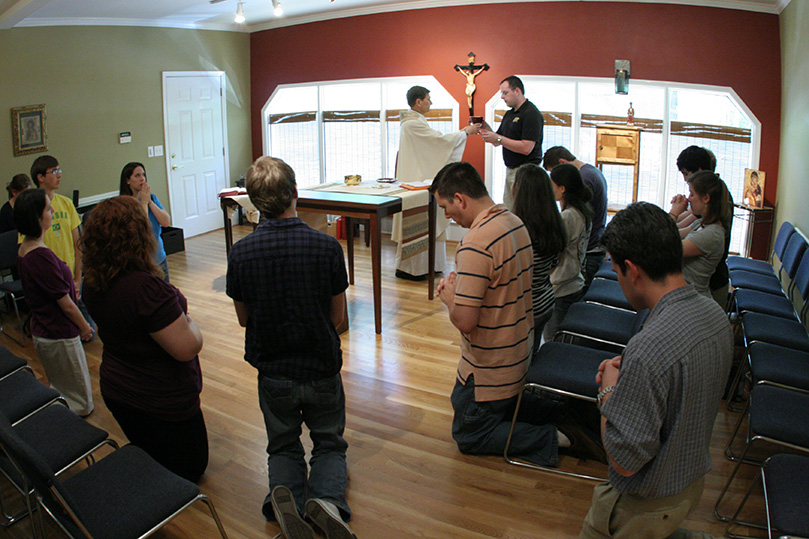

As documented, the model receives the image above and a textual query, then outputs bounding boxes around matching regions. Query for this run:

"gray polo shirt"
[601,285,733,498]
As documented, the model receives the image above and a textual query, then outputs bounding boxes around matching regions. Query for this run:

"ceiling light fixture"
[272,0,283,17]
[234,1,245,23]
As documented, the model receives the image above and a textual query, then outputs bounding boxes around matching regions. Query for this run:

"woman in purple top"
[82,196,208,482]
[15,188,94,415]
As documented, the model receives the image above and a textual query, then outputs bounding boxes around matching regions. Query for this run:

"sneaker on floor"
[556,407,607,464]
[270,485,315,539]
[305,498,357,539]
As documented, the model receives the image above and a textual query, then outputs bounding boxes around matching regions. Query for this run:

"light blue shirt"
[149,194,167,263]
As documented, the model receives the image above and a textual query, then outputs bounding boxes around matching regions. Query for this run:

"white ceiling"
[0,0,791,32]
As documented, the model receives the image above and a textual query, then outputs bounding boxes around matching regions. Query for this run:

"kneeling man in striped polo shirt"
[431,161,562,465]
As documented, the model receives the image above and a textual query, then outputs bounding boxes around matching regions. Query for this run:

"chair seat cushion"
[528,342,614,398]
[749,385,809,449]
[742,313,809,352]
[62,444,200,539]
[583,279,634,312]
[0,348,27,378]
[14,404,110,474]
[748,342,809,391]
[730,270,785,296]
[558,303,643,347]
[736,289,797,320]
[0,280,23,295]
[765,453,809,536]
[727,256,776,277]
[0,370,61,424]
[594,260,618,281]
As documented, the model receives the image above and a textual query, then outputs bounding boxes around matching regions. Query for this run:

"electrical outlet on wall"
[148,146,155,158]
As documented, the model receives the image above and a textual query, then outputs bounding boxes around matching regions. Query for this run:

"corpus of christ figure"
[454,52,489,116]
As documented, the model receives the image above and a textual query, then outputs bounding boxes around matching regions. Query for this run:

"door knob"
[172,164,184,170]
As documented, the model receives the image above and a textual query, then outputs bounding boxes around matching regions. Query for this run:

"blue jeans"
[258,372,350,520]
[158,258,170,282]
[543,289,584,343]
[450,375,558,466]
[582,251,606,293]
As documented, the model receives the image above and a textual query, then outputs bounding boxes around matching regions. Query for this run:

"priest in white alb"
[393,85,480,280]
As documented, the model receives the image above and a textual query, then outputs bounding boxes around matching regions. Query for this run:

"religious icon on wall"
[454,52,489,116]
[743,168,765,208]
[11,104,47,156]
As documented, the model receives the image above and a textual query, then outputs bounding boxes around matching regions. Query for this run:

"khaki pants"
[580,477,718,539]
[503,167,518,211]
[33,335,94,416]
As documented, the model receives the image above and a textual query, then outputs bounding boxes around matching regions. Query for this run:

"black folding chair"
[0,411,229,539]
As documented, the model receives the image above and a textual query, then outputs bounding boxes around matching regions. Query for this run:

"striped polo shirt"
[454,204,534,402]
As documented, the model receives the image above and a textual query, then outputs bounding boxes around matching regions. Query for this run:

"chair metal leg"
[199,494,230,539]
[724,466,767,538]
[727,350,750,413]
[725,399,751,462]
[0,294,25,346]
[716,440,758,522]
[504,384,606,482]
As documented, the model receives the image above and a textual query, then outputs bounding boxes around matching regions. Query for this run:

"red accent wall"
[250,1,781,257]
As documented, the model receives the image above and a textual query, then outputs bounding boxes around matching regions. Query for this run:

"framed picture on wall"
[743,168,765,208]
[11,104,47,157]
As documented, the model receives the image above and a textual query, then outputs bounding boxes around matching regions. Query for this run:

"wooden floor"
[1,224,765,538]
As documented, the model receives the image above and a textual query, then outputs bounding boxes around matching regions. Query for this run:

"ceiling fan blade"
[209,0,227,4]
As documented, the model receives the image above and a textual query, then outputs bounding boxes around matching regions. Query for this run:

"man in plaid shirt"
[227,157,355,539]
[581,202,732,539]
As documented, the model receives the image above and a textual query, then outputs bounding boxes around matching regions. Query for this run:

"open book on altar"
[400,180,432,191]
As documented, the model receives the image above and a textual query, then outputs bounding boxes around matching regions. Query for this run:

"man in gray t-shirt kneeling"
[580,202,733,539]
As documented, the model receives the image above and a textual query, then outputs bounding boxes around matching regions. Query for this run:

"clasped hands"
[669,194,688,218]
[596,355,622,389]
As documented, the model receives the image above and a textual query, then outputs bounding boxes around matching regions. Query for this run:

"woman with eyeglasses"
[119,162,171,281]
[15,188,94,416]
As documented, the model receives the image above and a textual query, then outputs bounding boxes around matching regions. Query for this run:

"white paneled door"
[163,72,229,238]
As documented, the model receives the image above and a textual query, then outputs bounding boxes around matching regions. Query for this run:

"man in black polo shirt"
[227,156,356,539]
[481,75,544,210]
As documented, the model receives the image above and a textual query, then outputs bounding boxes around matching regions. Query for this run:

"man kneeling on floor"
[227,156,356,539]
[432,162,598,466]
[580,202,733,539]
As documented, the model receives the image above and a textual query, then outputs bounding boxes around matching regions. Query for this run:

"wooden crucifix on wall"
[454,52,489,116]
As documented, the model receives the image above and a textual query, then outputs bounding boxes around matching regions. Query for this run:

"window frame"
[483,75,762,209]
[260,76,460,186]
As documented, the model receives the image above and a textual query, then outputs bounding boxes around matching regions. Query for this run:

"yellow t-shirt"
[43,193,81,278]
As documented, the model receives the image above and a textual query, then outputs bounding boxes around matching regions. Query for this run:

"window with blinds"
[263,79,458,189]
[486,79,757,254]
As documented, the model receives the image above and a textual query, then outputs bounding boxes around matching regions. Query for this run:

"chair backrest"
[772,221,795,263]
[0,230,20,273]
[779,233,808,281]
[631,309,650,335]
[0,411,90,538]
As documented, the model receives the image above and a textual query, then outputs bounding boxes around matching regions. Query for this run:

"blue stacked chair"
[729,233,807,299]
[716,385,809,532]
[581,278,635,313]
[732,262,809,325]
[727,220,794,277]
[504,342,613,481]
[554,302,648,353]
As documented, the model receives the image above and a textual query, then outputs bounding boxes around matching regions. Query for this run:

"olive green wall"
[777,2,809,238]
[0,26,250,214]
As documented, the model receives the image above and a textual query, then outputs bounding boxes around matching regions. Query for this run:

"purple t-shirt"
[18,247,79,339]
[83,271,203,421]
